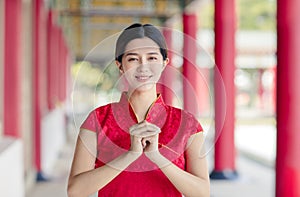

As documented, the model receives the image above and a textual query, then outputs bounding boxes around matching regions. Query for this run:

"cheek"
[122,68,136,80]
[152,65,164,74]
[122,64,135,73]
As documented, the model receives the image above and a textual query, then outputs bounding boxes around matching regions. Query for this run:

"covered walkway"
[1,0,299,197]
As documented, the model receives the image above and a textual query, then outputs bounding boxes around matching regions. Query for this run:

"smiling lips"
[135,75,153,82]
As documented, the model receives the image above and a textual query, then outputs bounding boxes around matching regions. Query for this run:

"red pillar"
[276,0,300,196]
[47,20,61,109]
[271,67,276,114]
[33,0,48,180]
[4,0,22,138]
[182,13,201,117]
[58,28,67,103]
[47,10,55,110]
[61,38,66,102]
[182,13,210,117]
[58,28,63,102]
[62,38,68,101]
[160,26,175,106]
[198,67,210,115]
[210,0,237,179]
[257,69,264,109]
[53,24,60,106]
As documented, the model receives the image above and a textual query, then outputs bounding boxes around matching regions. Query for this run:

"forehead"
[124,37,160,54]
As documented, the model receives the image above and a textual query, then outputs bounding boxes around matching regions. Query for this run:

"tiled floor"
[210,155,275,197]
[27,142,73,197]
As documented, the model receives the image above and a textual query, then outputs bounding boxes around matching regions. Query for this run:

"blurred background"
[1,0,299,197]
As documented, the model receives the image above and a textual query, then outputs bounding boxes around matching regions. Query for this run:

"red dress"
[81,93,203,197]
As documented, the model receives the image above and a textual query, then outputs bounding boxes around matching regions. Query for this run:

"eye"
[128,57,138,62]
[148,56,158,61]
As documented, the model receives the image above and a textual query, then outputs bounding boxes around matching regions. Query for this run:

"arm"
[146,132,210,197]
[67,129,141,197]
[68,122,160,197]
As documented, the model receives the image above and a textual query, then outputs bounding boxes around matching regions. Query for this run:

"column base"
[36,172,50,182]
[210,169,238,180]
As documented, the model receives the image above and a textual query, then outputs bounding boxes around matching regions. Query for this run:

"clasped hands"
[129,120,161,155]
[128,120,170,168]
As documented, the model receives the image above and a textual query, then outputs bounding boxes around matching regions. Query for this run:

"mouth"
[135,75,153,82]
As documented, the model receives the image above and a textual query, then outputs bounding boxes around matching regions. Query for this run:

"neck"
[127,88,157,122]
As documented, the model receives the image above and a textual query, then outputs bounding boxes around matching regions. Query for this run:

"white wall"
[21,0,35,191]
[0,138,24,197]
[41,108,66,176]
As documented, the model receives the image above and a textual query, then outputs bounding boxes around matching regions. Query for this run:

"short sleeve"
[195,121,203,133]
[80,111,98,132]
[188,120,203,137]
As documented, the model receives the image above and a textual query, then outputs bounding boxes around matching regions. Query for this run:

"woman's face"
[118,37,168,92]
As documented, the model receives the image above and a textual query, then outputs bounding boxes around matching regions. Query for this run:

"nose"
[137,63,149,73]
[137,58,150,73]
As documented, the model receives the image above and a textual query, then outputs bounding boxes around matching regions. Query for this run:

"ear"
[163,58,170,68]
[115,60,124,73]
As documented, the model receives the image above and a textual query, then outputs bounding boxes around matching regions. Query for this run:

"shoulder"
[166,105,203,132]
[93,103,112,113]
[80,103,116,132]
[166,105,198,120]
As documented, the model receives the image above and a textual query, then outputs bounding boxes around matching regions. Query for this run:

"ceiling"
[55,0,200,64]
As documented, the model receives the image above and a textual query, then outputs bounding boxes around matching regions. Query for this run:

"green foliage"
[198,0,276,31]
[71,61,119,91]
[198,2,214,29]
[238,0,276,30]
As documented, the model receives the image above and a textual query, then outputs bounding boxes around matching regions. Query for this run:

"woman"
[68,23,210,197]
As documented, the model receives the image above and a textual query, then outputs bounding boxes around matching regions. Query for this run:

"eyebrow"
[125,52,138,57]
[125,52,160,56]
[147,52,160,55]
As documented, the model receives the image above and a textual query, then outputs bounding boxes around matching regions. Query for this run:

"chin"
[131,83,156,93]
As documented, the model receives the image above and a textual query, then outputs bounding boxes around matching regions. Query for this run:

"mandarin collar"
[115,92,167,130]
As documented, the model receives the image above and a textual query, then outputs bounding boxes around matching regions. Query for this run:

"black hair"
[115,23,168,63]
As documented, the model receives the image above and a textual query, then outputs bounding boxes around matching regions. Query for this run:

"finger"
[142,139,147,148]
[135,122,160,133]
[130,122,161,137]
[130,124,157,135]
[130,126,148,135]
[131,121,159,131]
[144,122,161,133]
[136,131,158,138]
[129,121,147,134]
[142,138,151,145]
